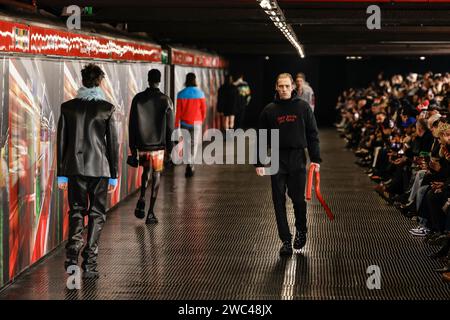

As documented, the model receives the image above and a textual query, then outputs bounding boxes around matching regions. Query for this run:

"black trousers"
[234,106,245,129]
[66,176,108,269]
[270,149,307,242]
[426,189,450,233]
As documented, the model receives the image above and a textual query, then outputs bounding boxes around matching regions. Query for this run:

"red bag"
[306,163,334,221]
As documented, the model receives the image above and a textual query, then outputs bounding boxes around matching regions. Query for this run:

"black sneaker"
[82,264,99,279]
[428,234,448,246]
[145,211,159,224]
[279,241,293,256]
[64,258,78,271]
[293,230,307,250]
[424,232,441,243]
[185,165,195,178]
[83,269,99,279]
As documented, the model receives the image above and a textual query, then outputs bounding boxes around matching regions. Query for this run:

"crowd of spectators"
[335,71,450,283]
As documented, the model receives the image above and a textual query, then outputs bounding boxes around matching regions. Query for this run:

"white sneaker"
[409,226,430,236]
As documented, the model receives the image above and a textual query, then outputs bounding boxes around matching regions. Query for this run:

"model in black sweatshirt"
[256,73,321,256]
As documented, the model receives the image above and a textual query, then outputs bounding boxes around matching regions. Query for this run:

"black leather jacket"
[128,87,174,153]
[57,98,119,178]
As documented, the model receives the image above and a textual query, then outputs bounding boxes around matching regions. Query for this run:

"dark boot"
[145,211,158,224]
[146,172,160,224]
[135,198,146,219]
[185,165,194,178]
[279,241,293,256]
[430,238,450,261]
[82,265,100,279]
[293,230,307,250]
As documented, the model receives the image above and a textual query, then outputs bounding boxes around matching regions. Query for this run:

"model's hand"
[58,182,68,190]
[429,159,441,172]
[431,181,444,192]
[310,162,320,172]
[108,178,118,193]
[57,176,68,190]
[256,167,265,176]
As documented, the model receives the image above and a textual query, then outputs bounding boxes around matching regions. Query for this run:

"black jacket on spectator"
[129,87,174,154]
[217,83,239,116]
[257,94,321,164]
[431,138,441,158]
[57,98,119,178]
[410,130,434,157]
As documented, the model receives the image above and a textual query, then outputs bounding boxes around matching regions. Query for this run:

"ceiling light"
[257,0,304,58]
[420,56,426,60]
[259,0,272,10]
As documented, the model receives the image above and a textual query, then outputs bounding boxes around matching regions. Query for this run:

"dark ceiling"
[5,0,450,56]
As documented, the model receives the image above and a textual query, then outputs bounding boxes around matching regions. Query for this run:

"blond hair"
[276,73,294,85]
[437,121,450,137]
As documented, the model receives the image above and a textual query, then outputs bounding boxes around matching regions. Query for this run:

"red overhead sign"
[0,19,162,62]
[0,19,228,67]
[171,47,228,68]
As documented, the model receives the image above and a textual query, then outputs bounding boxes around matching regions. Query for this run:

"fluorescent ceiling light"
[259,0,272,10]
[257,0,305,58]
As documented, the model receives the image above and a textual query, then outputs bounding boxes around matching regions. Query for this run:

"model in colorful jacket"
[175,73,207,178]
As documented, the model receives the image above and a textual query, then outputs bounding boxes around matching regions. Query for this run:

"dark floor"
[0,129,449,300]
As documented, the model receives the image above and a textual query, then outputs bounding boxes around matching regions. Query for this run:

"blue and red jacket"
[175,86,207,128]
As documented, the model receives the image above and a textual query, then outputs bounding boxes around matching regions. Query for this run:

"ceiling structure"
[4,0,450,56]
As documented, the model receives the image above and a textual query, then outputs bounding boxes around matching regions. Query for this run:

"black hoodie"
[257,94,321,164]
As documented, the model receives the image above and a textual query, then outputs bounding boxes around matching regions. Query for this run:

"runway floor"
[0,129,448,300]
